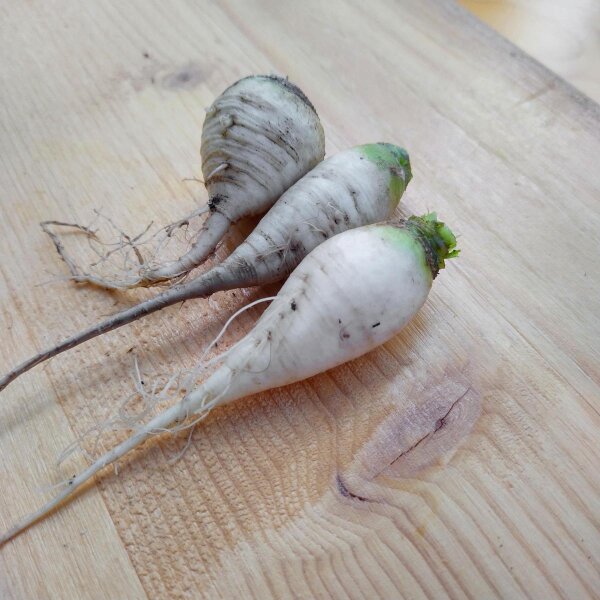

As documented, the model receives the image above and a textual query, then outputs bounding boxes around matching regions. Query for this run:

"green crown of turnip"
[404,212,459,277]
[0,143,412,393]
[358,142,412,204]
[0,214,458,545]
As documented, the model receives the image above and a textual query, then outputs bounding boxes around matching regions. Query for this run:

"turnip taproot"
[45,74,325,288]
[0,213,458,545]
[0,143,411,392]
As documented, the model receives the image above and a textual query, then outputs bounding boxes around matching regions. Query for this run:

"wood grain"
[1,0,599,598]
[459,0,600,103]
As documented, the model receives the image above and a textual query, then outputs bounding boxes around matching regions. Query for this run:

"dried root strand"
[41,206,210,290]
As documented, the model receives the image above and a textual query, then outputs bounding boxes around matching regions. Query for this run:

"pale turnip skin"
[202,75,326,222]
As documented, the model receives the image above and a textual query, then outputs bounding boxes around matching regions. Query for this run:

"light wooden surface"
[1,1,599,598]
[459,0,600,103]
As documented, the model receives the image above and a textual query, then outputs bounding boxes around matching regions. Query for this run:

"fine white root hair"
[41,206,210,290]
[57,294,278,471]
[204,162,229,183]
[181,295,279,393]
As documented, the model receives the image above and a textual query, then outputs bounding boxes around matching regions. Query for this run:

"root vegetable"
[0,213,458,545]
[47,74,326,288]
[0,143,411,392]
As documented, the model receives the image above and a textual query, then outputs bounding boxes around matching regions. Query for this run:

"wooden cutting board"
[1,1,598,598]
